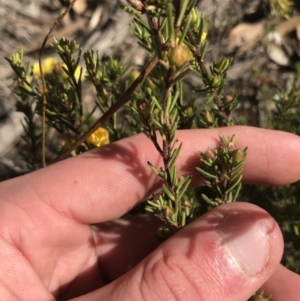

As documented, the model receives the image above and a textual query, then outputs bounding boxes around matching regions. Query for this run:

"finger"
[70,203,284,301]
[260,264,300,300]
[3,127,300,224]
[91,215,162,282]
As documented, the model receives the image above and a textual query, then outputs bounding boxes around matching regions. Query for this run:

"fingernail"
[217,213,270,277]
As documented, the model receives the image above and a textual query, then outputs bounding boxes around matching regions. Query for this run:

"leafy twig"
[53,55,159,162]
[39,0,78,167]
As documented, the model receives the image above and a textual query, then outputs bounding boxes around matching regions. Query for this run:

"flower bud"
[184,200,193,208]
[225,94,234,104]
[189,8,199,28]
[53,62,62,75]
[137,98,148,114]
[203,110,213,124]
[204,148,216,160]
[231,149,244,165]
[168,44,191,69]
[183,105,194,117]
[276,203,287,213]
[61,93,68,102]
[129,69,140,83]
[165,206,175,217]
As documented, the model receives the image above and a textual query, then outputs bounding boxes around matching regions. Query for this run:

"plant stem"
[53,55,159,163]
[39,0,78,167]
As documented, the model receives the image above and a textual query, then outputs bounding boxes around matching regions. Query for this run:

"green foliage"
[6,50,42,167]
[237,0,294,19]
[267,0,294,19]
[5,38,138,166]
[243,63,300,274]
[197,135,247,207]
[6,0,245,233]
[121,0,246,237]
[5,0,300,299]
[249,290,271,301]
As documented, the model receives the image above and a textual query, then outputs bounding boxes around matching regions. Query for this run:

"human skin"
[0,126,300,301]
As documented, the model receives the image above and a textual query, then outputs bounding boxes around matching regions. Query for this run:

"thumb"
[72,203,283,301]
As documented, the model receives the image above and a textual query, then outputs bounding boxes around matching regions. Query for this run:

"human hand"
[0,126,300,301]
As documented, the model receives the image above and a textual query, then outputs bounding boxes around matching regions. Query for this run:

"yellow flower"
[61,63,82,80]
[200,32,207,42]
[86,127,110,147]
[32,57,82,81]
[33,57,57,77]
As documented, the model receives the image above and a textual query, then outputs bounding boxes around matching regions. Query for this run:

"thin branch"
[39,0,78,167]
[53,55,159,163]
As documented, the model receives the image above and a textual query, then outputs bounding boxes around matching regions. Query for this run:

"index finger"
[2,126,300,224]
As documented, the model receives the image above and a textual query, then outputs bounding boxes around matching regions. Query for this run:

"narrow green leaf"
[147,200,161,209]
[196,12,205,45]
[200,41,208,60]
[169,143,182,170]
[151,95,162,110]
[177,177,192,201]
[152,118,164,130]
[201,193,217,206]
[226,175,243,193]
[170,165,178,186]
[187,0,198,11]
[147,161,160,175]
[176,0,189,28]
[162,184,176,201]
[196,167,218,179]
[170,91,179,112]
[167,3,175,47]
[200,159,213,167]
[171,67,191,84]
[180,211,187,227]
[185,205,190,217]
[232,183,242,202]
[120,4,142,15]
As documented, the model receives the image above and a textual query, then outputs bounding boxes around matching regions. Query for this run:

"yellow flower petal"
[201,32,207,42]
[61,64,69,79]
[74,66,82,81]
[32,63,41,77]
[86,127,110,147]
[32,57,57,77]
[61,64,82,80]
[32,57,83,81]
[43,57,57,74]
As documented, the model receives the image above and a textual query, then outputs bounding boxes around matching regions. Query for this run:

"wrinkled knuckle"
[145,251,198,300]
